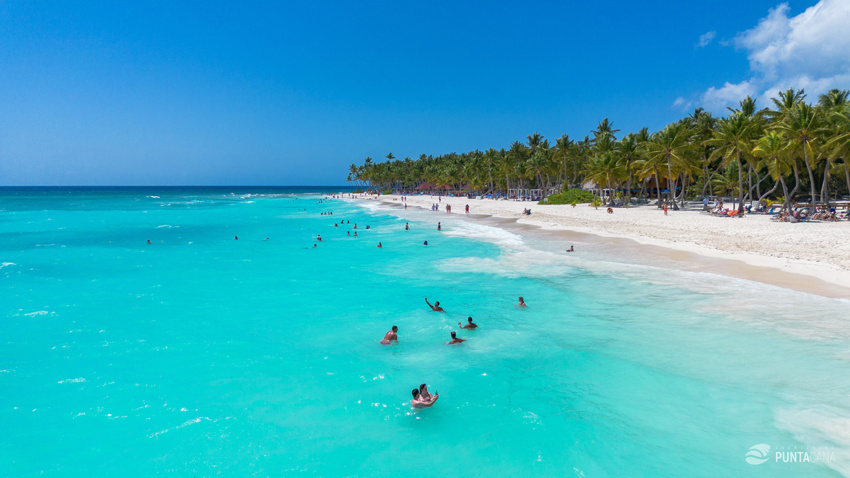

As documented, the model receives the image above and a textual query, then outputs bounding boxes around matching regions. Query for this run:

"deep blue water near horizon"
[2,187,849,477]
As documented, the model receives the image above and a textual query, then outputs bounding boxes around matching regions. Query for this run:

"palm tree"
[615,133,641,205]
[774,102,821,212]
[644,122,691,208]
[705,113,755,212]
[584,152,626,205]
[752,130,792,212]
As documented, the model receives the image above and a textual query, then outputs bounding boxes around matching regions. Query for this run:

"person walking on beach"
[381,326,398,344]
[663,202,668,215]
[459,317,478,329]
[445,331,465,345]
[411,388,439,408]
[425,297,445,312]
[518,296,527,307]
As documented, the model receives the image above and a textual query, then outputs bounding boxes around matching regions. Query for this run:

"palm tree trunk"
[780,176,792,213]
[653,167,662,207]
[757,179,780,213]
[666,157,675,205]
[820,166,830,207]
[789,162,801,211]
[736,151,745,213]
[803,150,817,213]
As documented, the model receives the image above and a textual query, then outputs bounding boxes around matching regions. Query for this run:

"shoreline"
[351,194,850,299]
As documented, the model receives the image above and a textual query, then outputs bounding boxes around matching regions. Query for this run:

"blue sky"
[1,0,848,185]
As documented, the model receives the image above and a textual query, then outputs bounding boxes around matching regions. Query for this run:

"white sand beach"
[356,194,850,297]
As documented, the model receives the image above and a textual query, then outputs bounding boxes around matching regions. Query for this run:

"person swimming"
[146,239,152,244]
[423,240,428,246]
[566,245,574,252]
[380,325,398,344]
[425,297,445,312]
[459,317,478,329]
[405,223,409,231]
[354,231,357,237]
[418,383,433,401]
[518,296,527,307]
[411,388,439,408]
[317,234,322,241]
[445,331,465,345]
[234,236,239,240]
[377,242,382,248]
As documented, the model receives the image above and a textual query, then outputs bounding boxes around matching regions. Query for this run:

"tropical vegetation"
[346,89,850,212]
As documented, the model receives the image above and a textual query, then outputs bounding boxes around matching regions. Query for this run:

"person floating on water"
[445,331,465,345]
[264,237,269,241]
[312,244,317,248]
[411,388,439,408]
[354,231,358,237]
[317,234,322,241]
[381,325,398,344]
[147,239,152,244]
[423,241,428,246]
[459,317,478,329]
[347,231,350,236]
[518,296,527,307]
[377,242,382,248]
[234,236,239,240]
[425,297,444,312]
[353,223,357,229]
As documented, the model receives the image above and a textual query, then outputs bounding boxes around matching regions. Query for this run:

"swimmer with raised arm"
[380,326,398,344]
[411,388,439,408]
[445,331,465,345]
[425,297,445,312]
[459,317,478,329]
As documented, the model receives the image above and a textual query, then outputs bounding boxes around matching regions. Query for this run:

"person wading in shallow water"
[381,326,398,344]
[445,331,465,345]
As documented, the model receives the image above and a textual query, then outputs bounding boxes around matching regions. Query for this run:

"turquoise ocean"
[2,187,849,477]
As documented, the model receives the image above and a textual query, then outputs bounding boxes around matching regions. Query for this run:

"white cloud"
[698,0,850,112]
[672,97,694,112]
[696,31,716,48]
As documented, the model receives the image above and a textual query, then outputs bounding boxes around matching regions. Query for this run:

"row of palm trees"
[347,89,850,212]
